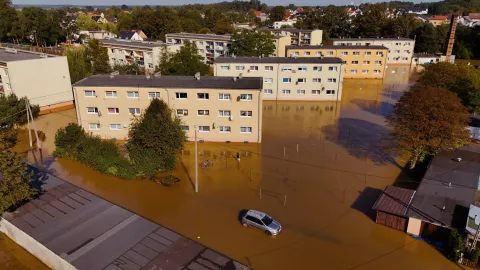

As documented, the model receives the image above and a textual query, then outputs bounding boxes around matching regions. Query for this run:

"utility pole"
[194,125,198,193]
[26,102,32,148]
[27,100,41,150]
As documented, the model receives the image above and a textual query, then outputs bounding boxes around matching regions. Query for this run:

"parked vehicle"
[241,210,282,236]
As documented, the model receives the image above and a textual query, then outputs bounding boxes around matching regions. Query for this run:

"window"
[148,92,160,99]
[363,61,370,64]
[218,93,230,100]
[148,63,153,69]
[219,126,231,133]
[127,91,139,98]
[240,94,252,101]
[315,52,322,56]
[374,70,381,74]
[326,51,334,56]
[328,66,337,71]
[88,123,100,130]
[197,110,209,116]
[198,126,210,132]
[298,66,307,71]
[297,78,306,84]
[282,66,292,71]
[176,109,188,116]
[282,78,291,83]
[265,66,273,71]
[182,125,189,132]
[394,50,400,53]
[87,107,98,114]
[313,66,322,72]
[197,93,209,100]
[312,78,321,83]
[176,92,187,99]
[402,57,408,60]
[327,78,337,83]
[282,90,291,95]
[108,108,119,114]
[128,108,140,115]
[240,111,253,117]
[362,70,369,74]
[249,66,259,71]
[376,51,383,56]
[105,91,117,98]
[220,65,230,71]
[297,90,305,95]
[351,69,357,74]
[110,124,121,130]
[341,51,348,56]
[351,61,358,65]
[365,51,372,56]
[312,90,321,95]
[240,127,252,133]
[353,51,360,55]
[375,61,382,65]
[404,50,410,54]
[304,52,311,56]
[326,90,335,95]
[84,90,96,97]
[264,78,273,84]
[235,66,245,71]
[395,42,401,46]
[264,89,273,94]
[218,110,231,117]
[292,52,299,56]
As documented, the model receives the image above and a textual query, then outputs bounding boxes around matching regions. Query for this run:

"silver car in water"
[241,210,282,236]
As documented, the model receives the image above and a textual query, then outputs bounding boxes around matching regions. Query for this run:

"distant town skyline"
[12,0,437,7]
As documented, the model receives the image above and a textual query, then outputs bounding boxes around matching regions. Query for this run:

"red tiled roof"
[430,15,448,20]
[469,13,480,19]
[253,10,262,16]
[373,186,415,217]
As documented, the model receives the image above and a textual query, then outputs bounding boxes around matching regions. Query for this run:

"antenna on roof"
[110,71,119,78]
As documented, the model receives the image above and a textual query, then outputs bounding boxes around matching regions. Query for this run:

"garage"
[372,186,416,232]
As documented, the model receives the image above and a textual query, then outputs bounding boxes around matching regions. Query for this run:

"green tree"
[231,30,275,57]
[0,94,39,127]
[447,231,465,261]
[156,41,209,76]
[414,23,440,53]
[269,6,285,22]
[0,0,16,42]
[300,6,351,38]
[354,3,388,37]
[117,12,133,31]
[128,99,186,175]
[113,62,141,75]
[85,39,111,74]
[213,17,234,35]
[387,14,418,38]
[76,13,100,31]
[64,47,91,84]
[386,84,470,169]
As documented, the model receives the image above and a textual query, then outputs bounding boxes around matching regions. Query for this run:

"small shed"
[372,186,416,231]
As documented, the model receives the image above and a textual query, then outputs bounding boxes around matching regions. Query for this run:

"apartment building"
[100,39,181,73]
[257,28,323,46]
[214,57,345,101]
[331,38,415,64]
[73,75,263,142]
[165,33,232,64]
[0,47,73,112]
[285,45,388,79]
[274,35,292,57]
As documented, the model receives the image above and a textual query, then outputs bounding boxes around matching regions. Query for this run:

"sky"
[12,0,437,6]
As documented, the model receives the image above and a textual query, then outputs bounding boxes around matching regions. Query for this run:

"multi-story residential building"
[78,30,116,40]
[331,38,415,64]
[257,28,323,46]
[214,57,345,101]
[165,33,232,64]
[285,45,388,79]
[273,21,295,29]
[273,35,292,57]
[73,74,263,142]
[101,39,181,73]
[0,47,73,112]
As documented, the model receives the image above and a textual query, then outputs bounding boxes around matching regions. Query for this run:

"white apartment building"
[165,33,232,65]
[214,57,345,101]
[0,47,73,112]
[78,30,116,40]
[331,38,415,65]
[257,28,323,46]
[100,39,181,73]
[273,20,295,29]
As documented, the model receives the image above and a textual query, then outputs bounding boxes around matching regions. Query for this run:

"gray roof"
[286,45,388,50]
[118,31,135,40]
[100,39,165,49]
[257,27,318,33]
[166,32,231,41]
[331,37,414,41]
[74,75,263,90]
[215,56,344,64]
[407,144,480,228]
[0,47,58,62]
[413,53,441,58]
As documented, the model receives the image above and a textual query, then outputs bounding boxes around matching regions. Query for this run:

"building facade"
[0,48,73,112]
[78,30,116,40]
[73,75,263,142]
[331,38,415,64]
[257,28,323,46]
[101,39,181,73]
[273,21,295,29]
[165,33,232,65]
[214,57,345,101]
[285,45,388,79]
[429,15,450,26]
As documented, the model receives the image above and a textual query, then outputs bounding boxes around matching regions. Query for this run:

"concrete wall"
[332,39,415,64]
[0,218,77,270]
[407,217,423,236]
[5,56,73,109]
[274,36,291,57]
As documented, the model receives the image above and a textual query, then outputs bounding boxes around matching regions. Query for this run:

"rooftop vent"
[233,77,237,81]
[194,72,200,81]
[442,205,446,211]
[455,157,462,162]
[110,71,119,78]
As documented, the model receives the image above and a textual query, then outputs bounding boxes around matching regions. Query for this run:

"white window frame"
[127,91,139,98]
[298,66,307,71]
[374,70,381,74]
[240,110,252,117]
[351,61,359,65]
[313,66,322,72]
[176,109,188,116]
[182,125,189,132]
[220,65,230,71]
[376,51,383,56]
[105,91,117,98]
[351,69,358,74]
[363,61,370,64]
[327,78,337,83]
[240,94,253,101]
[197,110,210,116]
[282,66,292,71]
[148,92,160,99]
[218,110,231,117]
[326,90,335,95]
[235,65,245,71]
[282,78,291,83]
[312,78,321,83]
[312,90,321,95]
[218,93,231,100]
[282,90,291,95]
[110,124,121,130]
[341,51,348,56]
[264,89,273,95]
[362,70,368,74]
[240,127,252,134]
[326,51,334,56]
[328,66,337,71]
[297,90,306,95]
[87,107,98,114]
[197,93,209,100]
[365,52,372,56]
[88,123,100,130]
[297,78,306,84]
[84,90,96,97]
[198,126,210,132]
[375,61,382,65]
[264,78,273,84]
[265,66,273,71]
[353,51,360,55]
[304,52,310,56]
[219,126,231,133]
[128,108,140,115]
[107,107,120,115]
[249,66,259,71]
[176,92,188,99]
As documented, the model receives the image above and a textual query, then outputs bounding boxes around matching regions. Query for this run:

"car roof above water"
[246,210,267,219]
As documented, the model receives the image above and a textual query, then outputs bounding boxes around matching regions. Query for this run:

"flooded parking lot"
[13,66,461,269]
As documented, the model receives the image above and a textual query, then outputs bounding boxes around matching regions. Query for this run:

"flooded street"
[15,66,460,269]
[0,233,50,270]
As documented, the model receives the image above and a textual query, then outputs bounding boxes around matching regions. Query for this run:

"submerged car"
[241,210,282,236]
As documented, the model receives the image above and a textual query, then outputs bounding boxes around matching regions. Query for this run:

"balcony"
[215,46,224,50]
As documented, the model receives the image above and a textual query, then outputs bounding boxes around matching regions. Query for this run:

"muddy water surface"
[0,233,50,270]
[21,66,461,269]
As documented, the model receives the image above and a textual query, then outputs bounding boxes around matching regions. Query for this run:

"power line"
[0,108,28,123]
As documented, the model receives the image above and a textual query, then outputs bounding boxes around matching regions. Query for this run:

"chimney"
[239,73,243,79]
[194,72,200,80]
[233,77,237,81]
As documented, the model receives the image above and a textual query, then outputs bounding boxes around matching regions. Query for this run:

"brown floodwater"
[0,233,50,270]
[15,66,462,269]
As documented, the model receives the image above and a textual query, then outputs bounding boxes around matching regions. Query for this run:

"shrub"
[53,123,86,158]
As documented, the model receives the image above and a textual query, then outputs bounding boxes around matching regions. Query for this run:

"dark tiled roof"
[331,37,414,41]
[0,48,58,62]
[286,45,388,50]
[215,56,344,64]
[373,186,415,217]
[100,39,165,48]
[118,31,135,40]
[73,75,263,90]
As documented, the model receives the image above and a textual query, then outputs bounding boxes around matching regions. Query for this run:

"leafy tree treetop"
[230,30,275,57]
[156,41,209,76]
[0,94,40,127]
